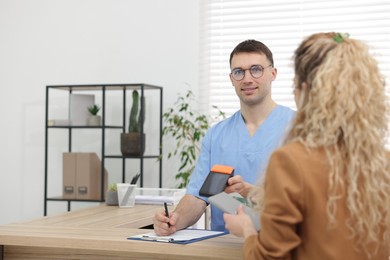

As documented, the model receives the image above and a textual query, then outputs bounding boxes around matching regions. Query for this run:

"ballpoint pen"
[164,202,171,227]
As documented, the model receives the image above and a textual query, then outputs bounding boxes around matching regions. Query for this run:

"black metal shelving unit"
[44,84,163,216]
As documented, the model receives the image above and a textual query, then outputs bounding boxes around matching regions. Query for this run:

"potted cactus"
[120,90,145,156]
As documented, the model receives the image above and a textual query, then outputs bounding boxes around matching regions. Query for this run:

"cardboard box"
[63,152,108,200]
[63,153,77,199]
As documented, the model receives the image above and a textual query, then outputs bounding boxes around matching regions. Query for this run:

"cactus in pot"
[120,90,145,156]
[128,90,145,132]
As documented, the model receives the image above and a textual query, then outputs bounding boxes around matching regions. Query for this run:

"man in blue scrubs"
[153,39,295,234]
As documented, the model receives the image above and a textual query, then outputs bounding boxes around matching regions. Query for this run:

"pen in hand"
[164,202,171,227]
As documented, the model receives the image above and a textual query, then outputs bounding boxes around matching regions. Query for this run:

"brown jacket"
[244,141,388,260]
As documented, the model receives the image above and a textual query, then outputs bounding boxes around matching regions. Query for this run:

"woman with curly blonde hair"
[224,32,390,259]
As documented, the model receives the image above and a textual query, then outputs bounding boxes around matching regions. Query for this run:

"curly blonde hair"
[284,32,390,257]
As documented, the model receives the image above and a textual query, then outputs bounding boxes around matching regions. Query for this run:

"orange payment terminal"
[199,165,234,197]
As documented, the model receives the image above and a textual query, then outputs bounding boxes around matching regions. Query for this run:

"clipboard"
[128,229,227,244]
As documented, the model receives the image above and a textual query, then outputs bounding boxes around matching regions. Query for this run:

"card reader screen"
[199,172,231,197]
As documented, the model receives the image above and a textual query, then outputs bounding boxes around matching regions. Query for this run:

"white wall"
[0,0,199,224]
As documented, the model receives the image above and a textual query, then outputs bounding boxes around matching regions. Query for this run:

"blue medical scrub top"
[186,105,295,231]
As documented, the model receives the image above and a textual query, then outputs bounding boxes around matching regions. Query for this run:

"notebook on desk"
[128,229,227,244]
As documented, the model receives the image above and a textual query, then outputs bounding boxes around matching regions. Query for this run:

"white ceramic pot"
[87,115,101,126]
[106,190,118,206]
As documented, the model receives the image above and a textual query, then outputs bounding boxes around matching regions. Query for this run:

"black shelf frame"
[44,84,163,216]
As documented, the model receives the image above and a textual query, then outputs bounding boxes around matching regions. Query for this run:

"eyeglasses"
[231,64,272,81]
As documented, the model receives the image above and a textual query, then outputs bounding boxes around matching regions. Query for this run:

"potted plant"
[162,90,225,188]
[120,90,145,156]
[87,104,101,126]
[106,183,118,206]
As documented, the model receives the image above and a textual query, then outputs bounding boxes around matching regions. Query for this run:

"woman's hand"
[223,204,257,238]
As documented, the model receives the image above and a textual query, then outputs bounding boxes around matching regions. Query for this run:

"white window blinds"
[199,0,390,119]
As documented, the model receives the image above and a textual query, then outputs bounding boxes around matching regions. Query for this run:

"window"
[199,0,390,122]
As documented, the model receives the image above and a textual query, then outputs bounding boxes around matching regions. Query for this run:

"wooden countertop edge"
[0,224,244,259]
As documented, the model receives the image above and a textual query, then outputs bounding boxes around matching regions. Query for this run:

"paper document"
[135,188,186,205]
[128,229,227,244]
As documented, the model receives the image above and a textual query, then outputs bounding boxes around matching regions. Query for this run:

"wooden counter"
[0,204,244,260]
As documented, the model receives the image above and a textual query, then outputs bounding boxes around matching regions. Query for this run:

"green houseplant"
[120,90,145,156]
[87,104,101,126]
[163,90,225,188]
[87,104,101,115]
